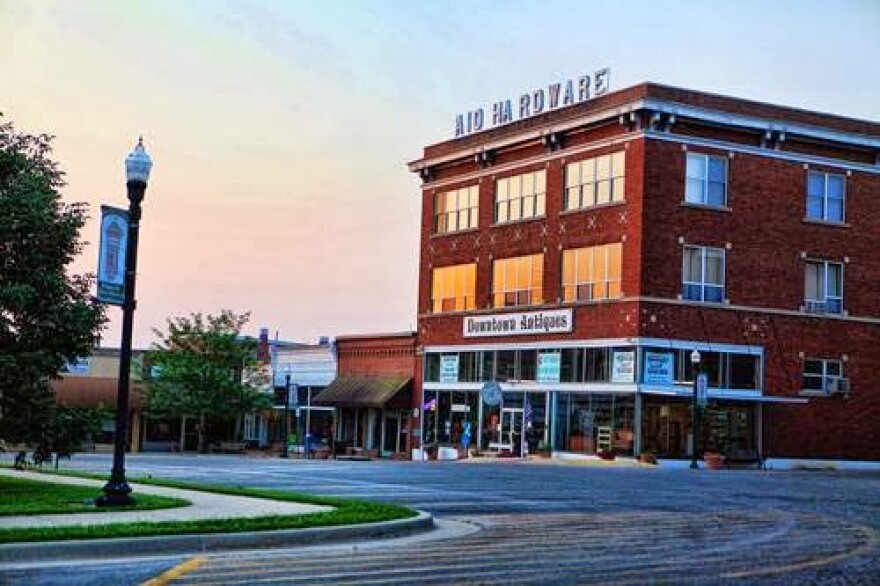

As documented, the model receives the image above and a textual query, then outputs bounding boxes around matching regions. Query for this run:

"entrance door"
[383,411,400,455]
[495,408,524,454]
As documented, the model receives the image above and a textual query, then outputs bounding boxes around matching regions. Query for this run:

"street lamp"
[99,138,152,506]
[281,374,291,459]
[690,349,702,470]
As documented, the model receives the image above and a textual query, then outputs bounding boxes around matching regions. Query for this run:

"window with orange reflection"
[434,185,478,234]
[492,254,544,308]
[431,263,477,313]
[561,243,623,302]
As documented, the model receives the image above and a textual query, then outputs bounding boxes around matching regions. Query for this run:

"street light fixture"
[98,138,152,506]
[690,349,702,470]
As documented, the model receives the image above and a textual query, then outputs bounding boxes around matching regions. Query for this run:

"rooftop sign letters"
[454,68,611,139]
[463,309,573,338]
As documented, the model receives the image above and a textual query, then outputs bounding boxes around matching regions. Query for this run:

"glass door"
[498,407,524,454]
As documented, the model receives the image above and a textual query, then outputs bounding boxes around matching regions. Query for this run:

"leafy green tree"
[147,311,272,453]
[0,115,105,445]
[19,405,109,469]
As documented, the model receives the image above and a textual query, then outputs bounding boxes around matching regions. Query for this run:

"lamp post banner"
[97,205,129,306]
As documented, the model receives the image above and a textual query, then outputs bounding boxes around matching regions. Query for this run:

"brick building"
[407,81,880,463]
[314,332,416,458]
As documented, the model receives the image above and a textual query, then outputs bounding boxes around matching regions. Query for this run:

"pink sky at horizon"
[2,1,877,348]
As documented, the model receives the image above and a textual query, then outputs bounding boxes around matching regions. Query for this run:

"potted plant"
[597,449,616,461]
[638,451,657,465]
[534,441,552,459]
[703,452,725,470]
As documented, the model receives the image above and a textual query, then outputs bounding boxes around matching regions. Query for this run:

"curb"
[0,511,434,564]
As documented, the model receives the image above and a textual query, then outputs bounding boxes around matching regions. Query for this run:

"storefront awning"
[312,377,411,408]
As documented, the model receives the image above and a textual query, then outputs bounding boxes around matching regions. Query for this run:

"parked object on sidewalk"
[703,452,725,470]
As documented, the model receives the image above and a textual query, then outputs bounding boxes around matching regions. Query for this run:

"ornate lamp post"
[689,349,702,470]
[98,138,152,506]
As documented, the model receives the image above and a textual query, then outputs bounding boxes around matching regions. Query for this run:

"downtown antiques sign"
[463,309,573,338]
[453,68,610,138]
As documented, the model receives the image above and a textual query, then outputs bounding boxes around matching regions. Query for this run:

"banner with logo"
[97,206,129,306]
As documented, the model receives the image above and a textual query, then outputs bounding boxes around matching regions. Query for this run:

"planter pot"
[704,453,725,470]
[639,453,658,465]
[598,451,616,461]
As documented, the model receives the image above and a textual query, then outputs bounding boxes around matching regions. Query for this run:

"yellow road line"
[142,556,207,586]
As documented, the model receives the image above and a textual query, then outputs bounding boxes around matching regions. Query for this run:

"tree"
[15,405,108,470]
[0,115,106,445]
[146,311,273,453]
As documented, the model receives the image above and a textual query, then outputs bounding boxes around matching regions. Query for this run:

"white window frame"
[806,170,846,224]
[684,153,728,207]
[564,152,625,211]
[434,185,479,235]
[802,358,843,393]
[804,260,843,315]
[682,245,725,303]
[561,243,623,302]
[494,170,546,224]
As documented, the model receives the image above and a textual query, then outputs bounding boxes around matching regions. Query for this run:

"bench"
[215,442,247,454]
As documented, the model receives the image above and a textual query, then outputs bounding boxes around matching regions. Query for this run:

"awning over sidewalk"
[312,377,411,408]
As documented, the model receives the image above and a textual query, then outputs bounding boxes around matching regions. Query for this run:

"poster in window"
[440,355,459,383]
[537,351,561,383]
[644,352,675,385]
[611,350,635,383]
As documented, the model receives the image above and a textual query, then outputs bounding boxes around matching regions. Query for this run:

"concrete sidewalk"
[0,468,330,529]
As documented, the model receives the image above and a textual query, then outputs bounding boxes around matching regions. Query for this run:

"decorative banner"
[697,373,709,407]
[97,206,129,306]
[611,350,635,383]
[644,352,675,385]
[481,381,503,406]
[439,354,459,383]
[463,309,573,338]
[537,352,561,383]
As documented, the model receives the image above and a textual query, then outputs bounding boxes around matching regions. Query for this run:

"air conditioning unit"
[805,300,827,314]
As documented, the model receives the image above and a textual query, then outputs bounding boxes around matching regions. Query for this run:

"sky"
[1,0,878,348]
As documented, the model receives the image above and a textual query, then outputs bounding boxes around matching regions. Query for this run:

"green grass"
[0,467,417,544]
[0,475,190,516]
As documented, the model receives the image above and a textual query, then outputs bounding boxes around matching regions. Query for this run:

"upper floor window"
[565,152,625,210]
[431,263,476,313]
[434,185,478,234]
[685,153,727,207]
[492,254,543,308]
[495,170,546,224]
[804,260,843,314]
[802,359,843,393]
[561,243,622,302]
[806,171,845,223]
[683,245,724,303]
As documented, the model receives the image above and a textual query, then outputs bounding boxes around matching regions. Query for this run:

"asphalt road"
[2,453,879,585]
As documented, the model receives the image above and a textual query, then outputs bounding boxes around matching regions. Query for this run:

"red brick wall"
[335,334,416,379]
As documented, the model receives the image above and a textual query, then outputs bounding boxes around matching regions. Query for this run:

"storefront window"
[424,354,440,382]
[519,350,537,381]
[560,348,582,382]
[497,350,517,381]
[481,351,496,381]
[585,348,610,381]
[552,393,634,456]
[729,355,760,389]
[459,352,480,382]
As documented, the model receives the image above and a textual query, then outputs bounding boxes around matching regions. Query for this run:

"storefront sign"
[63,357,91,375]
[439,354,459,383]
[463,309,573,338]
[97,206,129,306]
[537,352,561,383]
[697,373,709,407]
[611,351,635,383]
[644,352,675,385]
[454,68,611,138]
[481,381,503,406]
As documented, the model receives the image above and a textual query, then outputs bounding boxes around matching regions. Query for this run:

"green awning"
[312,377,411,408]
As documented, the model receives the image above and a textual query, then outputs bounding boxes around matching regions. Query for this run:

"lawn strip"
[0,465,417,544]
[0,475,189,516]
